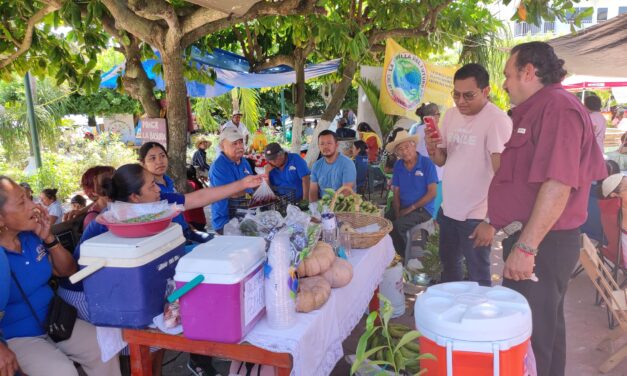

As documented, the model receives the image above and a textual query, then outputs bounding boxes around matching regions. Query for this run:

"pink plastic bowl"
[96,211,180,238]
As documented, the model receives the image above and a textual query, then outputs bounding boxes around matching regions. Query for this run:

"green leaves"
[351,295,428,375]
[355,77,397,135]
[67,89,142,117]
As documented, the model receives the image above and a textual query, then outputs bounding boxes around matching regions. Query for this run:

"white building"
[491,0,627,37]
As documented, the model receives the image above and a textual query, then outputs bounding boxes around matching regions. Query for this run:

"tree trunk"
[161,46,189,192]
[87,115,96,128]
[290,55,306,153]
[121,39,161,118]
[305,60,358,167]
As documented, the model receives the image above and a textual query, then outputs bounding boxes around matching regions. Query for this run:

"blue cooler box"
[76,223,185,328]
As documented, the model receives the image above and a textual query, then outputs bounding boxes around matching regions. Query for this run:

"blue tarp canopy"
[100,48,340,97]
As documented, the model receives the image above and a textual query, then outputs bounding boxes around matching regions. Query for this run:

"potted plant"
[348,295,434,375]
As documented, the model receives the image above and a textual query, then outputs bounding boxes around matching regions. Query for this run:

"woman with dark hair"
[351,140,369,194]
[59,165,263,376]
[62,164,262,315]
[357,122,382,163]
[39,188,63,225]
[408,102,441,155]
[80,166,116,229]
[0,176,121,376]
[139,142,176,193]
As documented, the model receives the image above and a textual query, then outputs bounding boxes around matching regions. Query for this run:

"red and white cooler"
[414,282,532,376]
[174,236,267,343]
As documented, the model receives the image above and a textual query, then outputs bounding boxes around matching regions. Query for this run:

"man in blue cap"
[264,142,310,202]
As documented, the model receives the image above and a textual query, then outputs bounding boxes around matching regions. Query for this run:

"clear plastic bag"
[163,279,181,329]
[101,200,182,223]
[285,204,311,229]
[250,180,277,207]
[224,218,243,235]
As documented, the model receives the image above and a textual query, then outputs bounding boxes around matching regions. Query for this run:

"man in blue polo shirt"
[264,143,310,202]
[0,249,19,376]
[210,127,254,234]
[386,131,438,254]
[310,130,357,201]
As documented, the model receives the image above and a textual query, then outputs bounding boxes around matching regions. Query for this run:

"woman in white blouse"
[39,188,64,225]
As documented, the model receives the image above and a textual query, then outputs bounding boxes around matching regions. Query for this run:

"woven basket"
[336,212,392,249]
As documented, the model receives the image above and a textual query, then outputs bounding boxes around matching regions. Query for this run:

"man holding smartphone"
[425,63,512,287]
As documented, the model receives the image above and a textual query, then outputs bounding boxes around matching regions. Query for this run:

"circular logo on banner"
[385,52,427,110]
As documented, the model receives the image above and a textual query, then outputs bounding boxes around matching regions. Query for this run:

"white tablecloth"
[244,235,395,376]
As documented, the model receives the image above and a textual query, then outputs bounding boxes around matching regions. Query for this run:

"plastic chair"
[580,234,627,373]
[403,219,436,266]
[598,197,627,288]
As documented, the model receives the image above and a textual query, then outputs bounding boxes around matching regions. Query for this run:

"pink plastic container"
[174,236,267,343]
[96,211,180,238]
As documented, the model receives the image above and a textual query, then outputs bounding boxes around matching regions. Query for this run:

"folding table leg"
[129,343,153,376]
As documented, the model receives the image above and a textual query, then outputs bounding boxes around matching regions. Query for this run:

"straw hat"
[385,130,420,153]
[602,173,625,197]
[195,138,211,148]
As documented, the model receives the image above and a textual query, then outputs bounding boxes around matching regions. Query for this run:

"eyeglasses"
[451,90,480,102]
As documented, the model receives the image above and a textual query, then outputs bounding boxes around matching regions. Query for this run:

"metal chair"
[403,219,436,266]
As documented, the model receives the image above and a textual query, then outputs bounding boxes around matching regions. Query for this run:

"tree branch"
[367,0,452,45]
[181,0,325,48]
[181,6,230,37]
[0,21,20,47]
[100,0,163,47]
[253,54,295,72]
[128,0,181,33]
[233,26,254,63]
[100,12,161,118]
[0,0,63,69]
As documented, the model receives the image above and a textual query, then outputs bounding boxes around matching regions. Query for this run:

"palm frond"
[356,77,396,135]
[238,88,261,132]
[193,98,221,132]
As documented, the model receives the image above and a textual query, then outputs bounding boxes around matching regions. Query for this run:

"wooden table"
[123,288,380,376]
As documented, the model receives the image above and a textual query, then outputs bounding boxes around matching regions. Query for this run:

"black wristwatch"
[43,237,59,249]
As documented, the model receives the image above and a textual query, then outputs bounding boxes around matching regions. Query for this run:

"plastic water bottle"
[321,206,338,248]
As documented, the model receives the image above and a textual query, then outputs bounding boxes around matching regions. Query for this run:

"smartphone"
[424,116,439,138]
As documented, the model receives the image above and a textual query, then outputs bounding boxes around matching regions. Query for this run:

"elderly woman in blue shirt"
[0,176,120,376]
[1,248,19,376]
[385,131,438,254]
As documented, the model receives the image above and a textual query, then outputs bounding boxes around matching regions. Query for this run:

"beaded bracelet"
[513,242,538,256]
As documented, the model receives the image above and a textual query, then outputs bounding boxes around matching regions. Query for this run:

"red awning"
[562,75,627,90]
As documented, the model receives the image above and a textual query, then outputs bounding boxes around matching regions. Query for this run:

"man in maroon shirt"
[485,42,607,376]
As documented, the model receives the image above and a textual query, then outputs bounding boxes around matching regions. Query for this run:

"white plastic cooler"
[414,282,532,376]
[174,236,267,343]
[74,223,185,328]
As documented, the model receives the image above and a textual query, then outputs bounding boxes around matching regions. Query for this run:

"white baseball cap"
[602,173,624,198]
[219,127,244,143]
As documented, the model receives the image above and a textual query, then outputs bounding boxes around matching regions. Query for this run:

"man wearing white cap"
[221,111,249,145]
[210,127,254,234]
